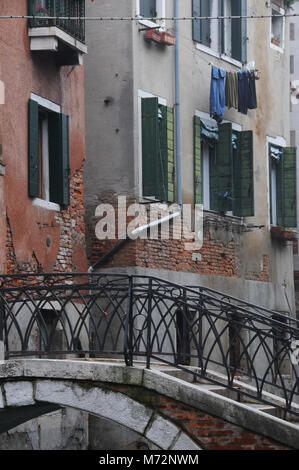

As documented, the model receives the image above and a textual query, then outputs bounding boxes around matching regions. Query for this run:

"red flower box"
[144,29,176,46]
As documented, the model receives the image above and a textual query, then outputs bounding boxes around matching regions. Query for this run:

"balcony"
[28,1,87,66]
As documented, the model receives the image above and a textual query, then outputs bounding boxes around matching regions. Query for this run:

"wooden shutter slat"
[61,114,70,206]
[142,97,159,198]
[28,99,40,198]
[48,112,70,206]
[281,147,297,228]
[167,107,175,203]
[211,122,233,212]
[233,130,254,217]
[194,116,202,205]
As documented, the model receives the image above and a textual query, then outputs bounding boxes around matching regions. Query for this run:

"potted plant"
[271,34,281,47]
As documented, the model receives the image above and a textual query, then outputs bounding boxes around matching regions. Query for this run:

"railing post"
[124,276,134,366]
[146,279,153,369]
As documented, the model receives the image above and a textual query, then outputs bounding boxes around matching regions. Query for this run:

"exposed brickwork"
[88,195,269,282]
[110,384,292,450]
[246,255,269,282]
[53,166,86,273]
[5,167,86,274]
[5,214,17,274]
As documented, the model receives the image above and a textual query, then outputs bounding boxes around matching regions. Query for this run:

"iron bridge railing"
[0,272,299,421]
[28,0,85,43]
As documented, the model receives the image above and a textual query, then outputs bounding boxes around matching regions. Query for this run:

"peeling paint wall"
[0,0,88,449]
[0,0,88,274]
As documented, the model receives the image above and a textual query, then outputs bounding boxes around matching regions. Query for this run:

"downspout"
[174,0,182,206]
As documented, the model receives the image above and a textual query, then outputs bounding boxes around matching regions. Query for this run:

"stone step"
[242,402,277,416]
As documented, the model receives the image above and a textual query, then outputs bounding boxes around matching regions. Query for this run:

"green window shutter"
[277,147,297,228]
[194,116,202,205]
[231,0,247,63]
[142,97,159,199]
[158,104,168,201]
[60,114,70,206]
[233,130,254,217]
[157,105,175,202]
[48,113,70,206]
[28,99,40,198]
[210,122,233,212]
[167,107,175,203]
[193,0,210,47]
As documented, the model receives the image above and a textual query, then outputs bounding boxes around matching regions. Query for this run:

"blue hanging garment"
[210,66,226,123]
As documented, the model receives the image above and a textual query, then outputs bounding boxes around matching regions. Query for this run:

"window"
[137,0,165,28]
[141,97,175,202]
[192,0,247,64]
[269,144,297,227]
[28,96,70,207]
[194,115,254,217]
[270,3,285,51]
[140,0,157,18]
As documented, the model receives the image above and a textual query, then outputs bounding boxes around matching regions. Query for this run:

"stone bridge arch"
[0,359,298,450]
[0,377,201,451]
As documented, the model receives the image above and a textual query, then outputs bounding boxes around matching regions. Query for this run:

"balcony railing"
[28,0,85,44]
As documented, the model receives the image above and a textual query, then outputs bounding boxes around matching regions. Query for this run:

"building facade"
[0,0,88,276]
[0,0,89,450]
[85,0,297,315]
[290,0,299,313]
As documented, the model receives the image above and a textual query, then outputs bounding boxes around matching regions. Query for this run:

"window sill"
[194,42,242,69]
[137,17,166,31]
[270,42,284,54]
[32,198,61,212]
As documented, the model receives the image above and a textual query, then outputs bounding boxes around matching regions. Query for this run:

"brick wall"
[111,384,292,450]
[88,195,269,282]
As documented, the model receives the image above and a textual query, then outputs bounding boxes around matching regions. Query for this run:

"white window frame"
[194,0,243,68]
[266,136,287,227]
[270,3,285,54]
[30,93,61,212]
[195,110,242,214]
[138,89,167,200]
[136,0,166,30]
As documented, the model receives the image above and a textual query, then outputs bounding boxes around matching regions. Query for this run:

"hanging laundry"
[210,66,226,123]
[248,71,258,109]
[238,70,250,115]
[225,71,238,110]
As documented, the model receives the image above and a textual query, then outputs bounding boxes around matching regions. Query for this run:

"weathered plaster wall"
[84,0,295,314]
[0,0,87,274]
